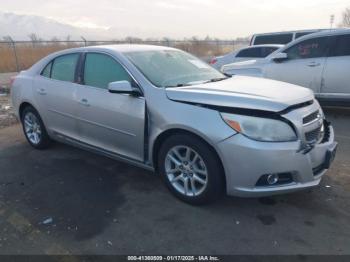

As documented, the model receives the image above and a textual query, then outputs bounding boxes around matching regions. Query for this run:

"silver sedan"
[11,45,337,204]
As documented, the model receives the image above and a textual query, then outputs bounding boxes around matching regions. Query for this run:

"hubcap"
[165,146,208,197]
[24,112,42,145]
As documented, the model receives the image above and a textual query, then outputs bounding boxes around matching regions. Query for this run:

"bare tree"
[2,36,14,48]
[28,33,39,42]
[2,35,14,42]
[339,8,350,27]
[125,36,142,43]
[28,33,42,47]
[50,37,60,46]
[51,36,60,42]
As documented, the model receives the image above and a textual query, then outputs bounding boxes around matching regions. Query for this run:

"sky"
[1,0,349,38]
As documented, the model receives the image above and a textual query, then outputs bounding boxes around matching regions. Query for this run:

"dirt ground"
[0,94,18,129]
[0,108,349,255]
[0,73,19,129]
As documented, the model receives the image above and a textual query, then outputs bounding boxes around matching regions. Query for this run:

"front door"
[76,52,146,162]
[264,36,331,94]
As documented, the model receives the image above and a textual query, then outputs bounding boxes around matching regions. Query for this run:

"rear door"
[264,36,331,94]
[321,34,350,99]
[76,52,146,162]
[33,53,81,139]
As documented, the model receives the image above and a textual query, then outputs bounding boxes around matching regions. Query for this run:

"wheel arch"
[19,101,37,120]
[151,128,226,191]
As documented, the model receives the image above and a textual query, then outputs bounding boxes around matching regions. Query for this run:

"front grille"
[303,110,319,124]
[305,126,322,143]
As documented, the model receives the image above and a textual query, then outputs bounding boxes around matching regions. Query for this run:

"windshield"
[125,50,225,87]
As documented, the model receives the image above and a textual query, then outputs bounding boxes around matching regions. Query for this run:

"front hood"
[166,76,314,112]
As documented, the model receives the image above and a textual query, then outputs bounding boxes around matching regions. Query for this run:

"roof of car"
[44,44,177,60]
[252,29,327,36]
[301,28,350,38]
[83,44,175,53]
[282,28,350,46]
[243,44,284,49]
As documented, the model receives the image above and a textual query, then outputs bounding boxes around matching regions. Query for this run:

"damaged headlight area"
[221,113,297,142]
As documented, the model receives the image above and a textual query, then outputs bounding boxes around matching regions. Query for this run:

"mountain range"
[0,11,157,41]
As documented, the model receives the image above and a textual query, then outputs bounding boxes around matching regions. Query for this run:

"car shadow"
[0,141,141,241]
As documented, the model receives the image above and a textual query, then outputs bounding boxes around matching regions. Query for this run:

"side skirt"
[52,131,155,172]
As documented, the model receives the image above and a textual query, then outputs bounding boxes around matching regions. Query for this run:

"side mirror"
[272,53,288,63]
[108,81,141,96]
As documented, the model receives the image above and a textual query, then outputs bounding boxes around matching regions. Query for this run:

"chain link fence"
[0,39,249,73]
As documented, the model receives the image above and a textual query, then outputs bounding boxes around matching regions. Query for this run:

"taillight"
[209,58,217,65]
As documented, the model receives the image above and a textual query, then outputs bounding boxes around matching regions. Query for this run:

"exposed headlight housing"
[221,113,297,142]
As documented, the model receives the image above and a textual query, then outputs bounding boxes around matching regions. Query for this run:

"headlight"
[221,113,297,142]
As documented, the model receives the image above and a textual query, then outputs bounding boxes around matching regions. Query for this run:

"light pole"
[330,14,335,29]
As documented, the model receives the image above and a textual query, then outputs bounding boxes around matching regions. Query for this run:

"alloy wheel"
[23,112,42,145]
[165,145,208,197]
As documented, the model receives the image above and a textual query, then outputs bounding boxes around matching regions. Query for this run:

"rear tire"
[21,106,51,149]
[158,134,224,205]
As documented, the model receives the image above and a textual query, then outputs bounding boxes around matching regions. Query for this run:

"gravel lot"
[0,94,18,129]
[0,107,349,255]
[0,73,17,87]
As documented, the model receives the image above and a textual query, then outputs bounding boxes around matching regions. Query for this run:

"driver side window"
[285,37,330,60]
[83,53,132,89]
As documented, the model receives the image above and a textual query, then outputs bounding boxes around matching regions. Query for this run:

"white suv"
[250,29,325,45]
[223,29,350,105]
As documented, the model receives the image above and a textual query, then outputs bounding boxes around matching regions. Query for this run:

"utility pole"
[81,36,87,47]
[330,14,335,29]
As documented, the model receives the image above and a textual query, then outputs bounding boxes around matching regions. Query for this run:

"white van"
[250,29,326,46]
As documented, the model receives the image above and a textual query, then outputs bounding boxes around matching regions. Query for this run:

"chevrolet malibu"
[11,45,337,204]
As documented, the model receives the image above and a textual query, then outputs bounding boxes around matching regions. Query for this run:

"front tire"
[158,134,224,205]
[21,106,51,149]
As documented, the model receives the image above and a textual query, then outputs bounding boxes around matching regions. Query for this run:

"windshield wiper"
[203,77,229,84]
[165,83,192,88]
[165,76,230,88]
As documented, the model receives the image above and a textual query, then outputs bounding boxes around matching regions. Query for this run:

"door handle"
[79,98,90,107]
[307,62,321,67]
[37,88,46,95]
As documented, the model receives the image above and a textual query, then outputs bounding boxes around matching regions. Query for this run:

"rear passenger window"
[83,53,132,89]
[236,47,279,58]
[236,48,262,58]
[261,47,279,57]
[329,34,350,57]
[41,62,52,78]
[285,37,330,60]
[51,54,79,82]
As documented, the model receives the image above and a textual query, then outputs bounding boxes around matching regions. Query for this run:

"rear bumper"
[217,125,336,197]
